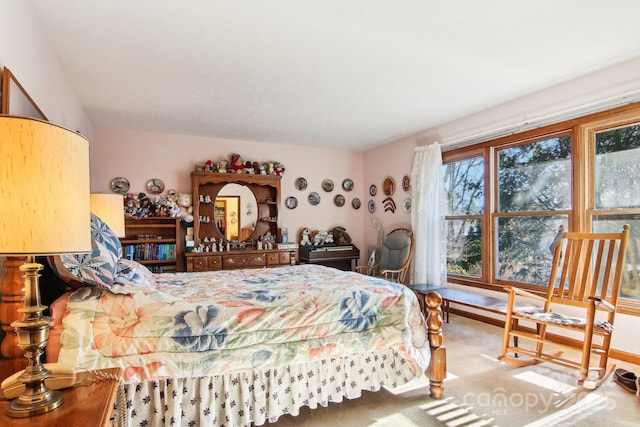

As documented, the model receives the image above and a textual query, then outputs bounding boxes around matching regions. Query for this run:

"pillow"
[114,258,157,287]
[50,213,122,291]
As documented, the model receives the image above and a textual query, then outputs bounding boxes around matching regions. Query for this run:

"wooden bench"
[407,284,540,323]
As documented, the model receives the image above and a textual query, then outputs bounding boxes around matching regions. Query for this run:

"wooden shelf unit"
[188,172,297,272]
[191,171,282,246]
[120,217,183,272]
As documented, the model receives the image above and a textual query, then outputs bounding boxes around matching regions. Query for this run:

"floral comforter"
[58,264,430,383]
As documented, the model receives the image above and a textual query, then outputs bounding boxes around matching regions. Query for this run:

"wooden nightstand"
[0,367,122,427]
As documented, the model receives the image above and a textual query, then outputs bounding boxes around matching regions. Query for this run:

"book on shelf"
[123,243,177,261]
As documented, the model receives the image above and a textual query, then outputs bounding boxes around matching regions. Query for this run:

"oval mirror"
[216,183,258,241]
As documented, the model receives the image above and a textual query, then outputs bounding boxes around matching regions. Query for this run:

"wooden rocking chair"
[498,225,630,389]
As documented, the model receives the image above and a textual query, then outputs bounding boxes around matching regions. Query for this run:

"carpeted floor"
[267,315,640,426]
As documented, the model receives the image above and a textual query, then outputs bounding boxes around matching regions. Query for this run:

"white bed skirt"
[117,347,426,426]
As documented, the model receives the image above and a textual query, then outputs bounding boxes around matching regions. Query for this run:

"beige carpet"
[267,315,640,426]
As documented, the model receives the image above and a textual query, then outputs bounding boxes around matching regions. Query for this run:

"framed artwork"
[1,67,48,119]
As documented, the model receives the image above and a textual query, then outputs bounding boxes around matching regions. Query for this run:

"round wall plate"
[334,194,345,207]
[351,198,361,209]
[322,179,334,192]
[383,176,395,196]
[368,200,375,213]
[403,198,412,213]
[402,175,410,191]
[285,196,298,209]
[296,177,308,191]
[342,179,354,192]
[146,178,165,194]
[110,176,130,194]
[308,191,321,205]
[369,184,377,196]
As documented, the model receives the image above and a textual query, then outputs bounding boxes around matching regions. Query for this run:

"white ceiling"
[28,0,640,150]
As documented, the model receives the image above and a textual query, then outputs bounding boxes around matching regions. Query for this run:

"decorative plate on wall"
[402,198,412,213]
[368,200,375,213]
[369,184,377,196]
[351,198,361,209]
[334,194,345,207]
[383,176,395,196]
[402,175,410,192]
[296,177,308,191]
[285,196,298,209]
[342,179,354,192]
[110,176,130,194]
[146,178,165,195]
[308,192,321,205]
[322,179,334,192]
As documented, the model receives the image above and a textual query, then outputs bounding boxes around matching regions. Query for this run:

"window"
[590,120,640,303]
[495,135,571,286]
[443,104,640,313]
[443,155,484,278]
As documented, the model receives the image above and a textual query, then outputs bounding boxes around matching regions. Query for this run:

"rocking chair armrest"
[588,296,615,312]
[380,267,403,275]
[503,286,547,302]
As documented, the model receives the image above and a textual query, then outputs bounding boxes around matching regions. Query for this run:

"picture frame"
[1,67,48,120]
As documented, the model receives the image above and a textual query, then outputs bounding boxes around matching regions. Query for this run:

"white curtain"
[410,143,447,286]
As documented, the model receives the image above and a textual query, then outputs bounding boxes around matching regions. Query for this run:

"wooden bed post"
[425,291,446,399]
[0,257,28,380]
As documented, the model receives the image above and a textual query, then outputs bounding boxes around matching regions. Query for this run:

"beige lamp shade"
[0,116,91,255]
[90,193,126,237]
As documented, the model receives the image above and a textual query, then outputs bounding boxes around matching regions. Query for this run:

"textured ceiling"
[28,0,640,150]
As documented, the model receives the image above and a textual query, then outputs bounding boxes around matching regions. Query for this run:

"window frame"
[443,102,640,315]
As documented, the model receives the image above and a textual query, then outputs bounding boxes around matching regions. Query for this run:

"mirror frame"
[191,172,282,247]
[1,67,48,119]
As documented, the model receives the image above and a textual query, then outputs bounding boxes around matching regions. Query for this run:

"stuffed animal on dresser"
[178,193,194,224]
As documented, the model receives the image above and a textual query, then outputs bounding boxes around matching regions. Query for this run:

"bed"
[20,214,447,426]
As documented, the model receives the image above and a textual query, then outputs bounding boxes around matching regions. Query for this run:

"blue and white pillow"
[50,213,122,292]
[114,258,156,287]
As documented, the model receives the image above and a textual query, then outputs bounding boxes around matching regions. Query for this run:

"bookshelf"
[120,217,183,272]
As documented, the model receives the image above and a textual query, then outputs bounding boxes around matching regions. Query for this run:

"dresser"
[185,248,297,272]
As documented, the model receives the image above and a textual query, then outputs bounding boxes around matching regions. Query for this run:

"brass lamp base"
[6,261,63,418]
[7,388,63,418]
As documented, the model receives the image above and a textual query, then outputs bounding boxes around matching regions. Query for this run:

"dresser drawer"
[267,251,292,266]
[191,255,222,271]
[223,253,266,269]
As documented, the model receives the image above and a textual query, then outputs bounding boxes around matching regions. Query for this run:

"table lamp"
[0,116,91,417]
[90,193,126,238]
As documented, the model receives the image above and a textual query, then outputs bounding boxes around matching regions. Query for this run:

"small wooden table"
[0,368,122,427]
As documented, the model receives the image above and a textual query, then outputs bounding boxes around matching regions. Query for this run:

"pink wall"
[361,136,415,257]
[90,127,367,256]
